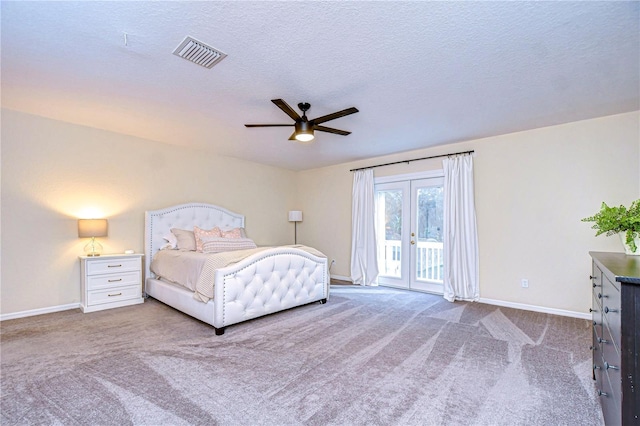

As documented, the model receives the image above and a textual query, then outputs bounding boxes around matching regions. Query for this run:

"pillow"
[201,238,257,253]
[162,232,178,249]
[220,227,243,239]
[194,226,222,252]
[170,228,196,251]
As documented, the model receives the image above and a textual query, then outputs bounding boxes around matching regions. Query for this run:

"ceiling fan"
[245,99,359,143]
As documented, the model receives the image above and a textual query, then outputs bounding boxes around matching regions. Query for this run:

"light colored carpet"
[1,286,604,425]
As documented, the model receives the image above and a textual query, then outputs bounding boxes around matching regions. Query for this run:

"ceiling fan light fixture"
[294,121,315,143]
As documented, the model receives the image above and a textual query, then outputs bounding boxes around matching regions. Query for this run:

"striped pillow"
[201,238,257,253]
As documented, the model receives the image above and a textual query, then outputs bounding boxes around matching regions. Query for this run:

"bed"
[144,203,329,335]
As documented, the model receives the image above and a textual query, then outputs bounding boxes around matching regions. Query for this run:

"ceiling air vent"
[172,36,227,69]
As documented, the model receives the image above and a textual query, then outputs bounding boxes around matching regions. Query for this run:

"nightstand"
[79,253,144,313]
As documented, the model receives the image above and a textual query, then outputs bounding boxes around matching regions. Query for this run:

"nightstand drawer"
[87,271,140,290]
[86,258,140,275]
[87,285,140,306]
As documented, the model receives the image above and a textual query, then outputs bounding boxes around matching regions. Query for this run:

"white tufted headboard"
[144,203,245,284]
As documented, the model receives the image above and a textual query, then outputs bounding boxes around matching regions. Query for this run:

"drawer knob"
[604,362,619,370]
[597,337,608,344]
[597,293,607,299]
[597,389,608,397]
[589,345,597,351]
[589,308,595,313]
[593,364,601,370]
[604,306,618,314]
[108,292,122,297]
[108,278,122,283]
[107,264,122,268]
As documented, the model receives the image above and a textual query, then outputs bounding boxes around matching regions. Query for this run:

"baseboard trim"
[330,274,352,282]
[0,296,588,321]
[478,298,590,320]
[0,303,81,321]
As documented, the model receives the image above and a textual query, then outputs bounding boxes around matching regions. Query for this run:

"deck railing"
[378,240,443,282]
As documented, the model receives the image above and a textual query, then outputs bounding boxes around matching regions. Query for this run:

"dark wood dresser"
[590,252,640,425]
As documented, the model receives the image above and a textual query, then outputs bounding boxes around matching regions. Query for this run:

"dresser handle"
[108,264,122,268]
[108,292,122,297]
[108,279,122,282]
[604,362,619,370]
[604,306,618,314]
[597,389,607,397]
[598,337,608,344]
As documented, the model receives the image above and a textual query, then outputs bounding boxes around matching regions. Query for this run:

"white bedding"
[150,250,209,292]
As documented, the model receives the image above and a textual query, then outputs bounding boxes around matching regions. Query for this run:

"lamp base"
[84,238,103,257]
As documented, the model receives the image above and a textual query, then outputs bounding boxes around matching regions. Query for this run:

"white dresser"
[79,253,144,313]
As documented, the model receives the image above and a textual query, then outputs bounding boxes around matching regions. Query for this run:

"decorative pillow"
[170,228,196,251]
[162,232,178,249]
[220,227,243,239]
[202,238,257,253]
[194,226,222,252]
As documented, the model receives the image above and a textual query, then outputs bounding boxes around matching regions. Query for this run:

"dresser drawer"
[591,292,602,337]
[87,285,140,306]
[599,369,622,426]
[591,264,603,290]
[87,271,140,290]
[86,257,141,275]
[601,275,621,349]
[601,323,621,390]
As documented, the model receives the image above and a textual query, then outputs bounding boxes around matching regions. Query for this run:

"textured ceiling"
[2,1,639,171]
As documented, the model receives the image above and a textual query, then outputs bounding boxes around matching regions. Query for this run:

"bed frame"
[144,203,329,335]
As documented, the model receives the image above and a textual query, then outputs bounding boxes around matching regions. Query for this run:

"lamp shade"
[78,219,108,238]
[288,211,303,222]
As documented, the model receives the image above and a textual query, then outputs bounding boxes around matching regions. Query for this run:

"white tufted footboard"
[213,247,328,334]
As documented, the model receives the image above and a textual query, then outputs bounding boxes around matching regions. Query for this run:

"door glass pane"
[376,189,402,278]
[415,185,444,283]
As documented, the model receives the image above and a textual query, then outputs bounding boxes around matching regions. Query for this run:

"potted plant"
[582,199,640,255]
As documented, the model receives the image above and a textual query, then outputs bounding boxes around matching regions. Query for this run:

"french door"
[375,175,444,294]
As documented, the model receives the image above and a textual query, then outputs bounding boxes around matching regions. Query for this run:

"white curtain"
[350,169,379,286]
[443,155,479,302]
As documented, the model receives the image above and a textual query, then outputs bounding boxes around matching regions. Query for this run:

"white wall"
[297,112,639,314]
[1,109,297,315]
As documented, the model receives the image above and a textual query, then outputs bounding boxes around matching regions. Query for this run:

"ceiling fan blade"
[288,131,298,140]
[311,107,359,125]
[272,99,301,121]
[245,124,294,127]
[314,125,351,136]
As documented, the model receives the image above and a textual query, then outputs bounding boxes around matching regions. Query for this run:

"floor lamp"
[288,211,302,244]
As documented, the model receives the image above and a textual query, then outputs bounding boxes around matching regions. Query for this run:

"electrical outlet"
[521,279,529,288]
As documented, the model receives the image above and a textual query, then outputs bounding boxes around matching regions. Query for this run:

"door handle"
[411,241,415,245]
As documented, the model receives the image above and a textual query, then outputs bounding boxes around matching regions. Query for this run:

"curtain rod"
[349,150,475,172]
